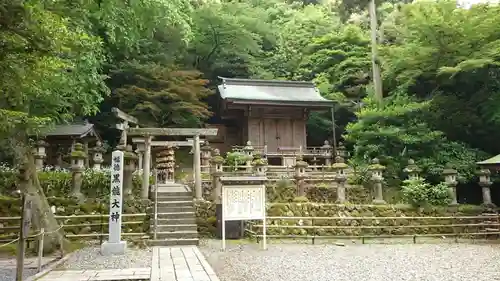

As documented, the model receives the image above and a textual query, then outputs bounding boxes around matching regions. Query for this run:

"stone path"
[38,268,150,280]
[151,246,219,281]
[35,246,219,281]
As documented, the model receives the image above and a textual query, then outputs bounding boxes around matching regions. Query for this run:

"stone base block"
[100,241,127,256]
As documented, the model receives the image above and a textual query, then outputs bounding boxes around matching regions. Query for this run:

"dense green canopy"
[1,0,499,182]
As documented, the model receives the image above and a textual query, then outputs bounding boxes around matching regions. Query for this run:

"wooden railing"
[0,213,150,242]
[249,215,500,244]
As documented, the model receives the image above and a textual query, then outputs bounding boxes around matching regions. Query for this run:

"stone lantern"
[332,156,348,203]
[321,140,332,166]
[34,140,49,170]
[442,163,458,205]
[336,142,347,159]
[243,141,254,172]
[477,169,494,207]
[201,141,212,173]
[123,145,138,197]
[91,141,106,170]
[368,158,385,204]
[252,153,268,176]
[404,159,421,180]
[210,149,225,204]
[70,143,87,200]
[294,155,308,196]
[210,149,224,174]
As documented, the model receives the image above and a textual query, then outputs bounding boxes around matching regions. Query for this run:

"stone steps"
[151,187,199,246]
[156,230,199,239]
[157,211,196,219]
[155,224,198,232]
[147,238,200,247]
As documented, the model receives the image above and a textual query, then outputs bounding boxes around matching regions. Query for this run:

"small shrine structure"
[215,77,334,163]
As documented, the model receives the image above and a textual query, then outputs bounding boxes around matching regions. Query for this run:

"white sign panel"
[109,150,124,243]
[222,185,265,221]
[221,184,267,251]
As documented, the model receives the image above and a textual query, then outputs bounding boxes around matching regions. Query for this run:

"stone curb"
[25,252,73,281]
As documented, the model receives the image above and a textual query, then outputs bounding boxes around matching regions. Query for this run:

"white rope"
[0,238,20,248]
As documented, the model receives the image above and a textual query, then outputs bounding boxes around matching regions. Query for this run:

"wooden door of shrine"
[264,119,278,153]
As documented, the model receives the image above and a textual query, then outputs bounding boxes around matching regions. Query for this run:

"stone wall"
[0,196,151,241]
[200,179,402,204]
[194,200,489,237]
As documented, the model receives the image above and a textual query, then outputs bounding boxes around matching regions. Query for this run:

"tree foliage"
[1,0,500,190]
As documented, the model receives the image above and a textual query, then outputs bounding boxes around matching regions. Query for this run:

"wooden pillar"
[142,136,152,199]
[194,134,202,199]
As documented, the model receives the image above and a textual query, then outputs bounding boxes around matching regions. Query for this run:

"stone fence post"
[442,163,458,205]
[332,156,348,203]
[70,143,86,201]
[369,158,385,204]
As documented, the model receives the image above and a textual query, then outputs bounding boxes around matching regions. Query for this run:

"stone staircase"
[148,184,199,246]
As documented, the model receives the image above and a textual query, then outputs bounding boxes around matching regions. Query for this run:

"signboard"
[109,150,124,243]
[221,183,266,250]
[222,185,265,221]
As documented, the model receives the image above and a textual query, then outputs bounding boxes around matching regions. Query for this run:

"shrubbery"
[0,164,150,198]
[401,178,451,207]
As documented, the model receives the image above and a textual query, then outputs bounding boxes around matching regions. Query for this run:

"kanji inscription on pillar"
[109,150,124,242]
[222,185,265,221]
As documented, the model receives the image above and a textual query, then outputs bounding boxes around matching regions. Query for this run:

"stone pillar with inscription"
[332,156,348,203]
[70,143,87,201]
[91,141,106,171]
[123,145,138,197]
[101,150,127,255]
[201,141,212,174]
[294,156,308,197]
[369,158,386,204]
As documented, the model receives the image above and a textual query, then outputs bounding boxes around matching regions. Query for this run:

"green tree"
[344,94,484,184]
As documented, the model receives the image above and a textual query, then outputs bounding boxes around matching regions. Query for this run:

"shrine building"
[207,77,334,163]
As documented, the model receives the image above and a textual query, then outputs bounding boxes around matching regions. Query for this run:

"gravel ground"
[200,239,500,281]
[58,246,152,270]
[0,267,37,281]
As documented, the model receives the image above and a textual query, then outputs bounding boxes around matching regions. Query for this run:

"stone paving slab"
[37,268,150,281]
[152,246,220,281]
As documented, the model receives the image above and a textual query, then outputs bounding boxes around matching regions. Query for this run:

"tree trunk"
[20,153,68,254]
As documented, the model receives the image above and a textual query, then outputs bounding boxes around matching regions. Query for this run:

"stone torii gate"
[127,128,218,199]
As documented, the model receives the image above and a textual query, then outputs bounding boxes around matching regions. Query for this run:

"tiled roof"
[217,77,332,106]
[42,123,96,138]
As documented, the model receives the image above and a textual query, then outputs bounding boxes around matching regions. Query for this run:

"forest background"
[1,0,500,186]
